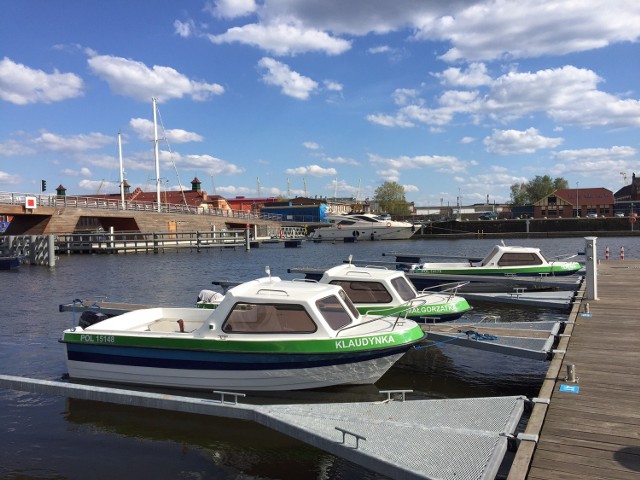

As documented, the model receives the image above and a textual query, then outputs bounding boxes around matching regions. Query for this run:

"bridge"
[0,192,305,236]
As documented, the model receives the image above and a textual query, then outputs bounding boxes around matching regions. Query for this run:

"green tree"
[373,181,412,215]
[510,175,569,205]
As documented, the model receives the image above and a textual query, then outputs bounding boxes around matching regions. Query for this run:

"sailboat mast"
[118,131,125,210]
[153,97,161,212]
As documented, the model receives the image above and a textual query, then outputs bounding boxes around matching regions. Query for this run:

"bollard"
[620,246,625,260]
[605,246,609,260]
[566,363,577,383]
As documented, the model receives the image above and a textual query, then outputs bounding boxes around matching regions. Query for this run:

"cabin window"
[390,277,416,301]
[316,294,353,330]
[222,303,316,333]
[329,280,393,303]
[497,253,543,266]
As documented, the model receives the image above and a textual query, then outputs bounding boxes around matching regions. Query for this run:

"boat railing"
[418,281,469,300]
[335,299,427,337]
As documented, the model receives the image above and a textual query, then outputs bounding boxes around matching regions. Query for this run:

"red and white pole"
[605,246,610,260]
[620,246,625,260]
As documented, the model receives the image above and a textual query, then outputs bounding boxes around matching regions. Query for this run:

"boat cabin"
[474,245,546,267]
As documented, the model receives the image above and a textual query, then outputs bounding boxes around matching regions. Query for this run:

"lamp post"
[576,182,579,218]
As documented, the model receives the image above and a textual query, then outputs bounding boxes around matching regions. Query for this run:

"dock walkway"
[511,260,640,479]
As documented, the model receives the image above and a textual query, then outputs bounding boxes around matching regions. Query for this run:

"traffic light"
[41,179,46,192]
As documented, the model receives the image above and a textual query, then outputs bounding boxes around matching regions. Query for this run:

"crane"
[620,172,628,185]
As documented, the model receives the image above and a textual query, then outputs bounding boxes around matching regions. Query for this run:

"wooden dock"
[509,260,640,479]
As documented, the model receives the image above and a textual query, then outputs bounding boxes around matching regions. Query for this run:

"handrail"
[0,191,292,223]
[335,298,426,337]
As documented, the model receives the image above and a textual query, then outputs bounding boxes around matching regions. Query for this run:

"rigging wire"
[155,106,190,210]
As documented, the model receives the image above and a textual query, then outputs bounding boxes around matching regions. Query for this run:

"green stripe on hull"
[61,326,425,354]
[414,263,581,276]
[356,299,471,318]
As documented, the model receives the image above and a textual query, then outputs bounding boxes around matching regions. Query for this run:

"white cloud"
[129,118,204,143]
[87,54,224,102]
[34,131,113,153]
[258,57,318,99]
[174,19,197,38]
[323,80,343,92]
[0,57,84,105]
[0,139,37,156]
[0,170,21,185]
[204,0,257,19]
[416,0,640,62]
[168,152,245,175]
[434,63,492,87]
[369,153,468,174]
[303,141,320,150]
[78,179,119,192]
[207,22,351,56]
[61,167,92,177]
[549,146,638,181]
[369,65,640,129]
[484,128,563,155]
[324,155,359,166]
[284,164,337,177]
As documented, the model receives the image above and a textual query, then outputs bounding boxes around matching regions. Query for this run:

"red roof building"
[534,187,614,218]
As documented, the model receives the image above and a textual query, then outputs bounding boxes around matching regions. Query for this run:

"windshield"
[316,293,355,330]
[330,280,392,304]
[391,276,417,301]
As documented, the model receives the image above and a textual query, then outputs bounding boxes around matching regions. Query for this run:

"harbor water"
[0,236,634,479]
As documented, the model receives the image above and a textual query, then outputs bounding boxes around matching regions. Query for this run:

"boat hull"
[0,256,20,270]
[310,226,416,241]
[63,343,413,391]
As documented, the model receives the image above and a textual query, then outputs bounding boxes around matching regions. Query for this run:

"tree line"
[372,175,569,215]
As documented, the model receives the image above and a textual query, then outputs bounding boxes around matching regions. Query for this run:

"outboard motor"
[78,311,108,329]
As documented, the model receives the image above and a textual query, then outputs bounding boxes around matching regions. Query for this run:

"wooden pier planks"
[524,260,640,479]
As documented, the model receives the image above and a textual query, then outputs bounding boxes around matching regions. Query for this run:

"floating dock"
[0,374,526,480]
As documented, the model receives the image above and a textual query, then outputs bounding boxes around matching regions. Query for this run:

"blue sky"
[2,0,640,207]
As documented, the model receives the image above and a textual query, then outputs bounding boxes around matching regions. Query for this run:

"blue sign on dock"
[559,384,580,393]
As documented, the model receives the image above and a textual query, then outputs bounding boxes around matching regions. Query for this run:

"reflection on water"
[0,237,632,479]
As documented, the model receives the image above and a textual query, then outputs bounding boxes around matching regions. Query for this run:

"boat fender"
[177,319,185,333]
[386,222,391,228]
[337,224,343,230]
[78,311,108,329]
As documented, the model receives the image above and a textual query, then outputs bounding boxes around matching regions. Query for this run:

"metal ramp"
[421,320,562,361]
[0,375,525,480]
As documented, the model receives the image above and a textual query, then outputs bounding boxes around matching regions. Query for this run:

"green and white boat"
[318,263,472,322]
[408,244,582,278]
[61,274,425,391]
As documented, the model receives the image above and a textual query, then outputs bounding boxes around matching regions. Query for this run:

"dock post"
[47,234,56,267]
[245,228,250,251]
[584,236,598,300]
[29,235,36,265]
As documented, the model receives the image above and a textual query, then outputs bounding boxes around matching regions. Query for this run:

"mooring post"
[245,227,250,251]
[47,234,56,267]
[584,236,598,301]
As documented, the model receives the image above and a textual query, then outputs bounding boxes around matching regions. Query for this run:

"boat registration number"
[80,334,115,344]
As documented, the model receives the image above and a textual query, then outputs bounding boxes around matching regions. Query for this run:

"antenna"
[303,177,307,197]
[287,177,291,199]
[265,265,271,281]
[334,177,338,200]
[257,177,262,197]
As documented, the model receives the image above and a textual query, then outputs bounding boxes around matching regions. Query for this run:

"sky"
[1,0,640,208]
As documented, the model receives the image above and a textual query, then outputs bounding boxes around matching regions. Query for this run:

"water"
[0,237,634,479]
